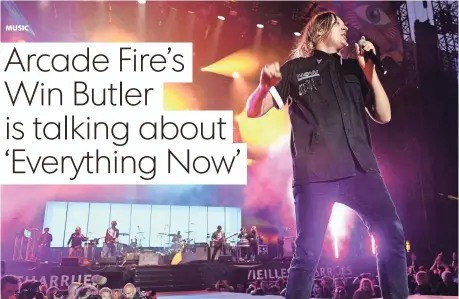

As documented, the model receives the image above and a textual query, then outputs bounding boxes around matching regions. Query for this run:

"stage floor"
[158,292,457,299]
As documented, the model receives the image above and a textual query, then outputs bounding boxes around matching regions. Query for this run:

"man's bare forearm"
[246,84,270,118]
[367,72,391,123]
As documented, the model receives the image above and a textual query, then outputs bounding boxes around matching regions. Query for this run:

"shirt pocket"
[344,74,363,105]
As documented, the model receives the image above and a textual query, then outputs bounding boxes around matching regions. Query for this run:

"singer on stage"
[245,11,408,299]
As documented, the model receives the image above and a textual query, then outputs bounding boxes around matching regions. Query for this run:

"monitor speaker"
[61,257,79,266]
[218,255,233,262]
[195,246,209,261]
[139,252,162,266]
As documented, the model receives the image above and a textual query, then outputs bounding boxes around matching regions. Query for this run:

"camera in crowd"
[139,290,157,299]
[17,281,44,299]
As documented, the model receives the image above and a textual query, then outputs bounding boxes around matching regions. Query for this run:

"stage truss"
[432,0,458,76]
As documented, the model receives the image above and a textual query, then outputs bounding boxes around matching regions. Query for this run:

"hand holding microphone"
[355,36,387,75]
[260,62,282,88]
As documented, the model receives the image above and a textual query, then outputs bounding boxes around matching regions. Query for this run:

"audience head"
[67,282,82,299]
[147,290,157,299]
[99,287,112,299]
[334,286,347,299]
[260,281,269,291]
[358,278,374,295]
[441,271,453,284]
[75,286,98,299]
[1,275,21,299]
[313,282,323,295]
[415,271,429,285]
[46,287,62,299]
[334,278,345,288]
[111,290,121,299]
[122,283,136,299]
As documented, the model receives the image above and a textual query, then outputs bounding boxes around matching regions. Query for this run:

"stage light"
[188,10,195,14]
[218,16,225,20]
[371,235,376,254]
[201,67,207,71]
[256,24,264,28]
[232,71,240,78]
[137,0,146,4]
[294,32,301,36]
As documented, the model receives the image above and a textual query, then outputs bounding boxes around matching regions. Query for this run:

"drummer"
[237,227,249,260]
[171,231,182,250]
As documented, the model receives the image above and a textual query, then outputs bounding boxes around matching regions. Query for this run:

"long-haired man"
[245,11,408,299]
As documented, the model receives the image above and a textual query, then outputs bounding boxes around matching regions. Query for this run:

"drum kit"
[157,230,195,254]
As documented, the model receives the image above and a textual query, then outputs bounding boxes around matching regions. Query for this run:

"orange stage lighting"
[232,72,240,78]
[163,84,201,111]
[201,50,260,78]
[89,26,138,42]
[237,108,290,148]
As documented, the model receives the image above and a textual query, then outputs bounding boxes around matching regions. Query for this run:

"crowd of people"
[0,275,157,299]
[211,252,458,298]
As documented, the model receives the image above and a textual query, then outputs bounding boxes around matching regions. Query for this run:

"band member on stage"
[238,227,249,260]
[171,231,182,243]
[38,227,53,261]
[67,227,87,258]
[277,235,284,259]
[103,221,119,257]
[245,11,408,299]
[211,225,226,261]
[247,226,259,260]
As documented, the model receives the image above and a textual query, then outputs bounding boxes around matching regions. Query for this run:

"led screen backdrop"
[43,202,241,248]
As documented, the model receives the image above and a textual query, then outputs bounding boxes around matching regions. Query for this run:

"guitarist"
[67,227,87,258]
[102,221,119,257]
[211,225,226,261]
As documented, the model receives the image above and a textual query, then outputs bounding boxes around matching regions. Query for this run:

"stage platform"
[4,257,377,292]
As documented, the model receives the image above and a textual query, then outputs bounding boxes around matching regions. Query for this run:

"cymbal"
[168,234,176,236]
[185,231,194,233]
[158,233,167,235]
[119,233,129,236]
[137,232,144,234]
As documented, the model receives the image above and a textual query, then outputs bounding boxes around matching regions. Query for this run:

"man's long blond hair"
[291,11,338,59]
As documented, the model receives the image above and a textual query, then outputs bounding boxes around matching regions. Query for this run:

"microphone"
[358,39,387,75]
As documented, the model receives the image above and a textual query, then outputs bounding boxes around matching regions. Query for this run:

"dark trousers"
[250,241,258,259]
[211,245,225,261]
[277,242,284,258]
[286,170,408,299]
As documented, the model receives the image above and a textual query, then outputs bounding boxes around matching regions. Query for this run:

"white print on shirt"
[296,70,319,82]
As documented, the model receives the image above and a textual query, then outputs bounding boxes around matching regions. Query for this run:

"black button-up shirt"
[271,50,379,186]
